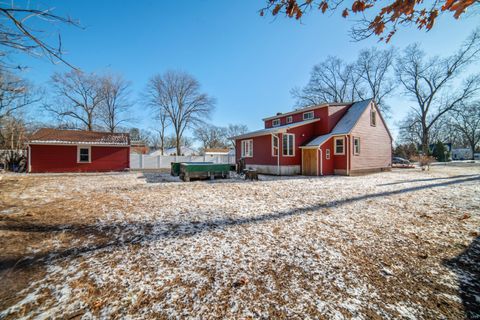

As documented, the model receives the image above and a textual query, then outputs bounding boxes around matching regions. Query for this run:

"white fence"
[130,154,235,169]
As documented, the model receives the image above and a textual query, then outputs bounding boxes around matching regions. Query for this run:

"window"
[286,116,293,123]
[272,119,280,127]
[353,137,360,155]
[272,135,279,156]
[334,137,345,155]
[326,149,331,160]
[282,133,295,156]
[241,139,253,158]
[303,111,314,120]
[78,146,91,163]
[370,109,377,126]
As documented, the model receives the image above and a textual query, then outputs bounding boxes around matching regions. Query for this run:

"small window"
[326,149,331,160]
[282,133,295,156]
[272,119,280,127]
[272,135,279,156]
[353,137,360,155]
[286,116,293,123]
[334,137,344,155]
[370,109,377,126]
[78,147,91,163]
[303,111,314,120]
[241,139,253,158]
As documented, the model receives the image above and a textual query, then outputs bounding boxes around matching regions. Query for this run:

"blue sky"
[14,0,480,143]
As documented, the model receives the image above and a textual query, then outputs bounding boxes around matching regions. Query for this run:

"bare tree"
[152,110,170,155]
[129,127,152,145]
[0,115,27,170]
[146,71,215,155]
[396,29,480,154]
[0,3,80,69]
[355,47,395,115]
[47,70,104,131]
[293,56,362,107]
[99,74,131,132]
[226,124,248,148]
[193,124,228,151]
[450,102,480,158]
[145,83,170,155]
[164,134,193,150]
[0,69,39,121]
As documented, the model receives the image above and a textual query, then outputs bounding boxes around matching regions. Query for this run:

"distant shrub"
[412,154,435,171]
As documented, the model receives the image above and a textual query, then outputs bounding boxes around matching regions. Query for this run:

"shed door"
[302,149,317,176]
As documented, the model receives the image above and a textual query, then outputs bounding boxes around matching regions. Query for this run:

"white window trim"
[303,111,314,120]
[77,146,91,163]
[334,137,345,155]
[241,139,253,158]
[370,109,377,127]
[353,137,360,155]
[282,133,295,157]
[286,116,293,123]
[272,119,281,127]
[326,149,331,160]
[271,135,279,157]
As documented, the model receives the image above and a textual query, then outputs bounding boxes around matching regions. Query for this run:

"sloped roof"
[303,99,373,147]
[231,118,321,140]
[29,128,130,146]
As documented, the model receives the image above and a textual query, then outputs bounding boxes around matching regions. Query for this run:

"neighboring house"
[150,146,196,156]
[28,128,130,173]
[232,99,392,175]
[130,140,149,154]
[451,148,473,160]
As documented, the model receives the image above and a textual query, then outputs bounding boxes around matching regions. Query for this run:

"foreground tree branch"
[0,3,80,69]
[261,0,479,42]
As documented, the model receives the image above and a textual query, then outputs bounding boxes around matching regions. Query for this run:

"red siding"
[319,138,334,175]
[29,145,130,173]
[264,105,337,129]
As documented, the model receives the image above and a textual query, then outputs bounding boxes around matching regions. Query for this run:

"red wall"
[29,145,130,173]
[264,105,333,129]
[235,121,319,167]
[319,138,334,175]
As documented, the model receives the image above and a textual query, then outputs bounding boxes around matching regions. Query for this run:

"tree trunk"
[471,141,476,160]
[176,131,181,156]
[421,131,429,155]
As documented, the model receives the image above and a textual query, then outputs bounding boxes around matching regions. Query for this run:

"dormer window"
[272,119,280,127]
[303,111,314,120]
[286,116,293,123]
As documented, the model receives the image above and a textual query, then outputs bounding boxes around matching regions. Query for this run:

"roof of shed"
[29,128,130,146]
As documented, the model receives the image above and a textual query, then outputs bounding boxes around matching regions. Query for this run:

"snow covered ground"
[0,165,479,319]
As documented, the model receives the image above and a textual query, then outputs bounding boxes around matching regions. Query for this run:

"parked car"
[392,157,410,165]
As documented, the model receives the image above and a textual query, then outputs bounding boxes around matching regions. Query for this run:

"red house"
[27,128,130,173]
[232,99,392,176]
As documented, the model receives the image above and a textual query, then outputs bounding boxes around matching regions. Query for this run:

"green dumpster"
[179,163,231,182]
[171,162,212,176]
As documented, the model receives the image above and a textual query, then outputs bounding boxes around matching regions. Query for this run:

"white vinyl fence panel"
[130,154,235,169]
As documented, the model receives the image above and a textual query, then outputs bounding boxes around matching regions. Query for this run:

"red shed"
[232,99,392,176]
[27,128,130,173]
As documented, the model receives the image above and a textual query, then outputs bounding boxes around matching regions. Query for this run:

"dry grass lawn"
[0,165,479,319]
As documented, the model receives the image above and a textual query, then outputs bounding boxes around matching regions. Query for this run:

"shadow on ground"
[1,174,478,274]
[444,236,480,320]
[378,174,478,186]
